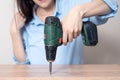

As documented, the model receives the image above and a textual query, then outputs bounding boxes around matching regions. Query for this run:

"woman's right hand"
[10,13,26,33]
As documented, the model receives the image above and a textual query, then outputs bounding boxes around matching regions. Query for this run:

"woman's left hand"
[62,5,84,45]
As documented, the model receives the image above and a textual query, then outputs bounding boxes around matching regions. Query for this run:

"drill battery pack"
[81,21,98,46]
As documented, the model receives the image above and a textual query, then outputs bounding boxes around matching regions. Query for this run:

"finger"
[77,24,82,36]
[73,29,78,38]
[63,32,68,45]
[77,29,81,36]
[68,32,73,42]
[73,33,77,38]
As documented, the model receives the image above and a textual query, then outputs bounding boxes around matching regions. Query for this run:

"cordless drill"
[44,16,98,74]
[44,16,62,74]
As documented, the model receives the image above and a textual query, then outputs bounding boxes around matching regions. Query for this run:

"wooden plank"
[0,65,120,80]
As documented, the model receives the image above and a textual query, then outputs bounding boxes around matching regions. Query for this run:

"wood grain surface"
[0,64,120,80]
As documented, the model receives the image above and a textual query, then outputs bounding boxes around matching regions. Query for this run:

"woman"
[10,0,118,64]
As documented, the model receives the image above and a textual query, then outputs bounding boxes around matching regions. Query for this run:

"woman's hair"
[16,0,35,24]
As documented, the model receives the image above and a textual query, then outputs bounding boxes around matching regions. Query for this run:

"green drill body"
[44,16,98,74]
[44,19,62,47]
[44,16,62,62]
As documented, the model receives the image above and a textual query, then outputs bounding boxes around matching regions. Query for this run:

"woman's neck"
[36,2,55,23]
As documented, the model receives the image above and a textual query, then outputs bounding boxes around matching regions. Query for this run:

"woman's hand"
[62,5,84,45]
[10,13,26,33]
[10,13,26,63]
[61,0,112,45]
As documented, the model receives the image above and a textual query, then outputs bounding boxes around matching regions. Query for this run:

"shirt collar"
[29,0,62,26]
[55,0,62,15]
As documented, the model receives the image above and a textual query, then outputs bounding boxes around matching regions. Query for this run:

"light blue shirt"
[13,0,118,64]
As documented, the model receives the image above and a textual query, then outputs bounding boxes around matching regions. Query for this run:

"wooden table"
[0,65,120,80]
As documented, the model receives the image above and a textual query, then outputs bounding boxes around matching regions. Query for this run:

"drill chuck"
[45,46,57,62]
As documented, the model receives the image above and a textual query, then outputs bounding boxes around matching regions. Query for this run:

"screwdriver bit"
[49,62,52,75]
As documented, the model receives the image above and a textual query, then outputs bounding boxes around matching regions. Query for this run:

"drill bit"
[49,62,52,75]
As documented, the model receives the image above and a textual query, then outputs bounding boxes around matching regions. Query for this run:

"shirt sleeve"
[12,54,30,64]
[12,27,30,64]
[89,0,118,25]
